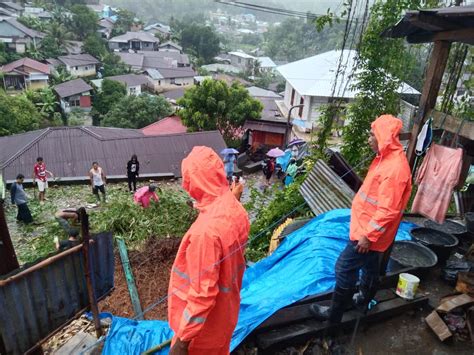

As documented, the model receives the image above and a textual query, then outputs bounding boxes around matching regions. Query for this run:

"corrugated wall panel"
[300,160,355,216]
[0,232,114,354]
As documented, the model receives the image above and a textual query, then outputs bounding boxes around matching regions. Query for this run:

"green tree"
[0,93,41,136]
[111,8,140,37]
[17,15,47,32]
[101,94,173,129]
[101,53,130,77]
[40,21,73,57]
[179,23,221,63]
[50,66,73,85]
[177,79,263,142]
[92,79,127,118]
[341,0,423,167]
[68,4,99,40]
[82,34,108,59]
[24,87,60,125]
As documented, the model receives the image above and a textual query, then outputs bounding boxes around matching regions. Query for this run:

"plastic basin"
[388,240,438,271]
[410,227,459,265]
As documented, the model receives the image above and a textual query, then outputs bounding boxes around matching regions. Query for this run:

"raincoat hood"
[371,114,403,155]
[181,146,229,207]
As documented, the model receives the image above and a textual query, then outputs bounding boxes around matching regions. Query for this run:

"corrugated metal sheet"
[1,127,227,181]
[299,159,355,216]
[0,232,114,355]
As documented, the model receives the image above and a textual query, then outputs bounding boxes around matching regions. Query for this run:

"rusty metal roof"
[0,232,114,355]
[54,78,93,98]
[299,159,355,215]
[0,127,226,182]
[244,119,287,134]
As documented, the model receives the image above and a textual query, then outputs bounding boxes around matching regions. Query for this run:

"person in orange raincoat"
[310,114,412,323]
[168,146,250,355]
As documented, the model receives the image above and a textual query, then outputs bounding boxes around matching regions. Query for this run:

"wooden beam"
[432,111,474,140]
[256,295,429,351]
[407,12,461,32]
[406,40,451,167]
[408,28,474,44]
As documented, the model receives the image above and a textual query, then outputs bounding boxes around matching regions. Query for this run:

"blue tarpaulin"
[102,209,416,354]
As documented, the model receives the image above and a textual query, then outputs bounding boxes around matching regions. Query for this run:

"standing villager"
[133,184,159,208]
[127,154,140,193]
[32,157,54,204]
[223,153,236,184]
[89,162,107,203]
[10,174,33,224]
[284,159,298,186]
[263,157,275,187]
[231,175,244,202]
[168,146,249,355]
[310,115,412,323]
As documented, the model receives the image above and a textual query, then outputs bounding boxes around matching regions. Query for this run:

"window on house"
[130,87,137,94]
[290,89,295,105]
[298,97,304,117]
[75,66,78,70]
[85,66,88,70]
[70,99,80,107]
[158,80,161,85]
[238,58,241,64]
[171,78,176,84]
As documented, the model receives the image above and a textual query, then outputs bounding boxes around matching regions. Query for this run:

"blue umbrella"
[287,138,305,147]
[221,148,239,155]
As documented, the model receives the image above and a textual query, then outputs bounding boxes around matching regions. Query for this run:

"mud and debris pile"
[100,237,181,320]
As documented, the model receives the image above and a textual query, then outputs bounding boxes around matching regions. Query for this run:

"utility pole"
[285,104,305,146]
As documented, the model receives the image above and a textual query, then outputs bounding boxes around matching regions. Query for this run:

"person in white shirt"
[89,162,107,203]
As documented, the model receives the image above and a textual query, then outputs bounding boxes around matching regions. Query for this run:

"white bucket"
[396,273,420,300]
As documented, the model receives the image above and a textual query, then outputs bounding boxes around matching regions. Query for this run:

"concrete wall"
[127,84,142,95]
[66,64,96,78]
[230,54,253,71]
[149,76,193,91]
[28,79,48,90]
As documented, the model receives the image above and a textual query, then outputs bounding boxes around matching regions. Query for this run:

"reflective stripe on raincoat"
[350,115,412,252]
[168,146,250,351]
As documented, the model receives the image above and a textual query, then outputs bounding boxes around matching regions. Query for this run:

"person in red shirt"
[133,185,159,208]
[32,157,54,204]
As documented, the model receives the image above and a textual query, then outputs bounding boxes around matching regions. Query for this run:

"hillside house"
[109,31,159,52]
[0,16,44,53]
[47,54,100,77]
[54,78,93,114]
[144,22,171,40]
[92,74,151,95]
[145,67,195,91]
[98,18,114,39]
[229,51,255,71]
[158,41,182,53]
[0,57,49,91]
[277,50,420,132]
[0,2,23,17]
[141,115,187,136]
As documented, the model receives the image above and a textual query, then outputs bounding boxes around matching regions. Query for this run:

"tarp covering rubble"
[102,209,415,354]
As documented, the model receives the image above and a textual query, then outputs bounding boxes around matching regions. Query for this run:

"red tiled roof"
[141,115,187,136]
[1,57,50,74]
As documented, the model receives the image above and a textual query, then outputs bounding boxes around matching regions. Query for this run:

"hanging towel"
[415,118,432,155]
[411,144,463,223]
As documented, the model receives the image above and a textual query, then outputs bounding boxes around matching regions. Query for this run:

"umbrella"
[220,148,239,155]
[287,139,305,147]
[267,148,285,158]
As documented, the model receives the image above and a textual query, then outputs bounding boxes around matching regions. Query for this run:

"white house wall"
[66,64,96,78]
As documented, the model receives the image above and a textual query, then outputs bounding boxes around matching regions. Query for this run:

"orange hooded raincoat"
[168,146,250,354]
[350,115,412,252]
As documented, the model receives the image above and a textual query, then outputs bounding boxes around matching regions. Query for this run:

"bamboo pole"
[141,338,172,355]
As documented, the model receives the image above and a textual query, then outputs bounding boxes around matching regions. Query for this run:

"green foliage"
[17,15,47,32]
[24,87,61,125]
[177,79,263,142]
[175,21,221,63]
[38,35,63,58]
[102,94,173,129]
[316,104,340,156]
[92,187,196,247]
[111,8,140,37]
[40,21,73,57]
[82,34,108,59]
[263,18,345,62]
[50,66,74,85]
[101,53,130,77]
[244,178,311,261]
[0,93,41,136]
[68,4,99,40]
[341,0,422,167]
[92,79,127,123]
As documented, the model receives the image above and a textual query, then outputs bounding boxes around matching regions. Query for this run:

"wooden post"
[406,40,451,167]
[80,208,103,338]
[117,237,144,320]
[0,203,19,276]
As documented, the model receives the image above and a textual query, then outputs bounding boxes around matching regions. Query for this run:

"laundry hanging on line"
[411,143,463,223]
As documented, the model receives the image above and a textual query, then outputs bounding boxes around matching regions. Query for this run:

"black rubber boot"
[309,286,354,323]
[353,282,378,313]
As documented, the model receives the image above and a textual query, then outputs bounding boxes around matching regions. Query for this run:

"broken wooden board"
[256,289,397,332]
[256,295,429,351]
[425,311,453,342]
[53,331,97,355]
